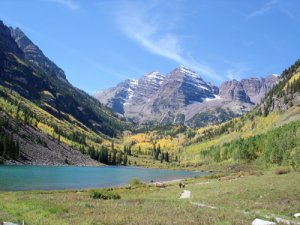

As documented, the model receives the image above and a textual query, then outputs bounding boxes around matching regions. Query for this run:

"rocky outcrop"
[0,21,23,57]
[241,75,279,104]
[9,27,67,81]
[220,76,279,104]
[219,79,252,103]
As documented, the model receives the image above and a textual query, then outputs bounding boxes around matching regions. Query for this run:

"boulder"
[252,218,276,225]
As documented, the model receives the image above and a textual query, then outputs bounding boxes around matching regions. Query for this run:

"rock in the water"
[252,218,276,225]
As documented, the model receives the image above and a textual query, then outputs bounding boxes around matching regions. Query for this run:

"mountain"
[124,59,300,170]
[94,79,138,115]
[219,79,252,103]
[220,75,279,104]
[124,71,165,121]
[10,27,67,81]
[95,66,279,127]
[259,59,300,115]
[0,20,129,165]
[0,21,128,137]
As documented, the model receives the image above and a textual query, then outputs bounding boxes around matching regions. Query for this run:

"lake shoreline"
[0,165,207,191]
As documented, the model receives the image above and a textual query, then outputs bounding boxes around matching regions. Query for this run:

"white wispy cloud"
[115,1,223,81]
[225,68,247,81]
[248,0,295,19]
[248,0,278,18]
[222,59,250,80]
[47,0,80,10]
[94,63,133,80]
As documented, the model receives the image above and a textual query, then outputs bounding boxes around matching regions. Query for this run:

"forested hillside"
[0,20,131,165]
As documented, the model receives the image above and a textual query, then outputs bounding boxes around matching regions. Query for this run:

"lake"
[0,165,206,191]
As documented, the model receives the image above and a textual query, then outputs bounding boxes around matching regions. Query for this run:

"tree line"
[0,116,20,163]
[200,119,300,169]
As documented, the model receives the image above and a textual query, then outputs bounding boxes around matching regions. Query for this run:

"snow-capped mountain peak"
[179,65,198,78]
[143,71,164,85]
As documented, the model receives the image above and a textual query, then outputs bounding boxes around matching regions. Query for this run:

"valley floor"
[0,169,299,225]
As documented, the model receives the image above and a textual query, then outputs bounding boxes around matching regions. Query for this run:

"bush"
[90,190,120,200]
[275,167,291,175]
[205,173,226,179]
[129,178,145,187]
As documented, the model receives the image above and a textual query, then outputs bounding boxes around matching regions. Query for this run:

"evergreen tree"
[112,150,117,165]
[165,152,169,162]
[116,152,123,165]
[123,154,128,166]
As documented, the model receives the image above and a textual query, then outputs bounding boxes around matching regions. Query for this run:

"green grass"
[0,170,299,225]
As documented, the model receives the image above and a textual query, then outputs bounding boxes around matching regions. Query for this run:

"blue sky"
[1,0,300,93]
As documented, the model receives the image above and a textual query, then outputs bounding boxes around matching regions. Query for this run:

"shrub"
[129,178,145,187]
[275,167,291,175]
[90,190,120,200]
[205,173,226,179]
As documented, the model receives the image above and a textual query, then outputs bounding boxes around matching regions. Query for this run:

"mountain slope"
[0,20,129,165]
[0,21,129,137]
[10,27,67,81]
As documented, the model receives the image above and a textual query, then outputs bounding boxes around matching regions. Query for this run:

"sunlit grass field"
[0,169,299,225]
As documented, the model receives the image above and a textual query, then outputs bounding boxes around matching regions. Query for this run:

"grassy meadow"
[0,168,299,225]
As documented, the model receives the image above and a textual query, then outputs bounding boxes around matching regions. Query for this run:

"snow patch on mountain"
[180,65,198,78]
[128,79,138,100]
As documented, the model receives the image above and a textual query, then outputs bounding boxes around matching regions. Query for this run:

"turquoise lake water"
[0,165,205,191]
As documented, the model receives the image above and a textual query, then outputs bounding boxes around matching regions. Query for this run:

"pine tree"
[123,154,128,166]
[108,151,112,164]
[160,153,164,163]
[112,150,117,165]
[116,152,123,165]
[165,152,169,162]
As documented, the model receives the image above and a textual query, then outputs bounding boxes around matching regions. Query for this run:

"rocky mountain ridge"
[10,27,67,81]
[95,66,279,127]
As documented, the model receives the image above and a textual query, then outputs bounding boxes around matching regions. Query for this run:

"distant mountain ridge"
[95,66,279,127]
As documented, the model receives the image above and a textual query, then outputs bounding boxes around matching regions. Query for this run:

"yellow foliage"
[284,72,300,90]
